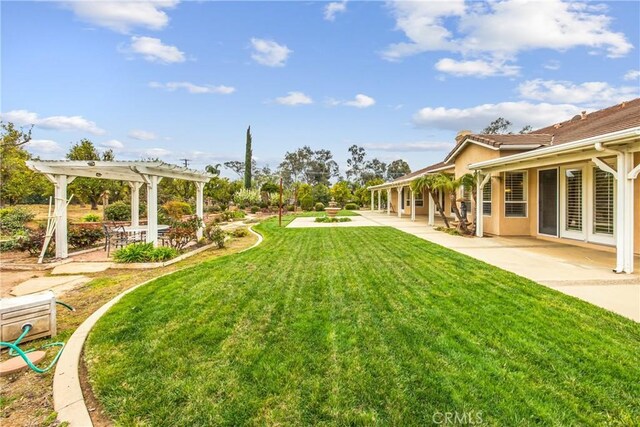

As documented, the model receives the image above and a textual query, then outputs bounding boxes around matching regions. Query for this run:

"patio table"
[123,224,170,241]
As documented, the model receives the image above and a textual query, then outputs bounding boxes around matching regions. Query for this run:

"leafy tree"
[386,159,411,181]
[331,181,352,206]
[433,173,468,233]
[205,164,221,176]
[311,183,331,205]
[0,122,51,205]
[411,174,450,228]
[244,126,252,189]
[224,160,246,178]
[204,177,241,205]
[361,158,387,183]
[306,149,339,185]
[482,118,532,135]
[66,139,119,210]
[346,145,366,183]
[357,178,385,207]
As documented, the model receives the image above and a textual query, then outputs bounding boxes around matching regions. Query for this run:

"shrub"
[300,195,314,211]
[149,246,179,262]
[221,210,246,221]
[205,204,222,213]
[113,243,153,263]
[315,202,325,212]
[287,205,295,212]
[344,203,358,210]
[82,213,101,222]
[204,224,226,248]
[162,201,192,220]
[314,217,352,223]
[112,243,179,263]
[14,227,52,257]
[68,226,104,249]
[250,206,260,214]
[104,201,131,221]
[232,227,249,238]
[0,207,35,234]
[233,188,261,207]
[167,216,202,250]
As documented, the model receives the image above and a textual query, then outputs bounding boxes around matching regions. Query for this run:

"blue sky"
[2,0,639,178]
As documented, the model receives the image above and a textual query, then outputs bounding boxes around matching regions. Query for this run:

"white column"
[370,190,374,211]
[196,181,205,240]
[476,174,483,237]
[387,189,391,215]
[615,151,634,273]
[428,192,435,226]
[397,187,402,218]
[129,182,142,227]
[378,191,382,212]
[54,175,68,259]
[146,175,159,246]
[410,189,416,221]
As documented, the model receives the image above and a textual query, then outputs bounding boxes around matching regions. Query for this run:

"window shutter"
[593,168,614,235]
[565,169,582,231]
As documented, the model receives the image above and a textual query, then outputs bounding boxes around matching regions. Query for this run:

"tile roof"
[389,161,452,183]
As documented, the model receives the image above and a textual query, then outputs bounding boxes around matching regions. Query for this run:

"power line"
[179,158,191,168]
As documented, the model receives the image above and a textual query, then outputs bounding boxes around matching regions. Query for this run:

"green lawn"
[86,218,639,426]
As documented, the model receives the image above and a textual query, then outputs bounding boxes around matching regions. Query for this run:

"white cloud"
[63,0,179,34]
[0,109,105,135]
[100,139,125,149]
[274,91,313,106]
[435,58,519,77]
[623,69,640,80]
[149,81,235,94]
[518,79,638,107]
[128,129,157,140]
[543,60,561,70]
[25,139,62,154]
[324,1,347,21]
[144,147,171,157]
[328,94,376,108]
[412,101,582,131]
[250,38,292,67]
[124,36,185,63]
[383,0,632,74]
[344,94,376,108]
[363,141,454,152]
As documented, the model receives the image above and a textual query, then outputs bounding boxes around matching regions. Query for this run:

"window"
[504,171,527,217]
[415,191,424,207]
[462,187,472,214]
[565,169,582,231]
[593,168,614,235]
[482,181,492,216]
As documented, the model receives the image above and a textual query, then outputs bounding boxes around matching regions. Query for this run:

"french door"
[538,169,558,236]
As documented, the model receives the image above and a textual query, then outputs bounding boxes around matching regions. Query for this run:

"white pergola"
[26,160,214,259]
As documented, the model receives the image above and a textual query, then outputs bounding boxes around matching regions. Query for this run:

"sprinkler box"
[1,291,57,347]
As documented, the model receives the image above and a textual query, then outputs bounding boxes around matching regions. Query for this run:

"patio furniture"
[157,228,171,247]
[104,223,132,257]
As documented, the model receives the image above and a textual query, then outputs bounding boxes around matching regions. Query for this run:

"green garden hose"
[0,300,74,374]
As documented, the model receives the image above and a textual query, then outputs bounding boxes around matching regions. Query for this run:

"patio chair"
[158,228,171,247]
[104,224,132,257]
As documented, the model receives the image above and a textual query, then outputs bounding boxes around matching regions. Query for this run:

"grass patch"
[86,218,639,426]
[314,217,352,223]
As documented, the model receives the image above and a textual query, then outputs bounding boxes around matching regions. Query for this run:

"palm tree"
[411,174,450,228]
[459,172,477,229]
[433,173,469,234]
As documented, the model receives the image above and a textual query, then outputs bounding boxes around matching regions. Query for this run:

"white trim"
[367,164,454,190]
[592,157,618,179]
[587,165,616,246]
[470,128,640,171]
[559,165,587,241]
[504,171,528,218]
[444,138,499,164]
[629,163,640,179]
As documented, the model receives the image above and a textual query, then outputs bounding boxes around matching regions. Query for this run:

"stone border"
[53,226,264,426]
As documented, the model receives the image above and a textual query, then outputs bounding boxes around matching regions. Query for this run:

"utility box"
[1,291,57,347]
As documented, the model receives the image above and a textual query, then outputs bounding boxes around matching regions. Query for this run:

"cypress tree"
[244,126,252,189]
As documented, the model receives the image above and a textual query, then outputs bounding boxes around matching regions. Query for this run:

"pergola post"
[428,192,435,226]
[410,189,416,221]
[476,173,491,237]
[54,175,68,259]
[377,190,381,212]
[146,175,160,246]
[397,187,402,218]
[196,182,205,240]
[370,190,374,211]
[386,189,391,215]
[129,182,142,227]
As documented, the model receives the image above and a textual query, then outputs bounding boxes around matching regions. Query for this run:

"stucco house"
[368,98,640,273]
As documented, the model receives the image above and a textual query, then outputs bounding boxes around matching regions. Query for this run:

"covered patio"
[25,160,214,259]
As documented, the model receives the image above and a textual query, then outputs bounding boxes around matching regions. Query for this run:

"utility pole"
[279,176,283,227]
[180,158,191,168]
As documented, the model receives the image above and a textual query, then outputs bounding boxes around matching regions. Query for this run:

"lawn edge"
[53,225,264,427]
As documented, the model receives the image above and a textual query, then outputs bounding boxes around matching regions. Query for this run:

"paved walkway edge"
[54,226,264,426]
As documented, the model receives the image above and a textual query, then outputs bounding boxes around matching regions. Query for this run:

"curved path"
[53,227,264,426]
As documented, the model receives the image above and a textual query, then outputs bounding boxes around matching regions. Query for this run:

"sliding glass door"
[538,169,558,236]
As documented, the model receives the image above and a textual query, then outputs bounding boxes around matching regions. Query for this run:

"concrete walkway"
[359,210,640,322]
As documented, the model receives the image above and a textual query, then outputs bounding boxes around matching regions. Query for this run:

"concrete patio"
[358,210,640,322]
